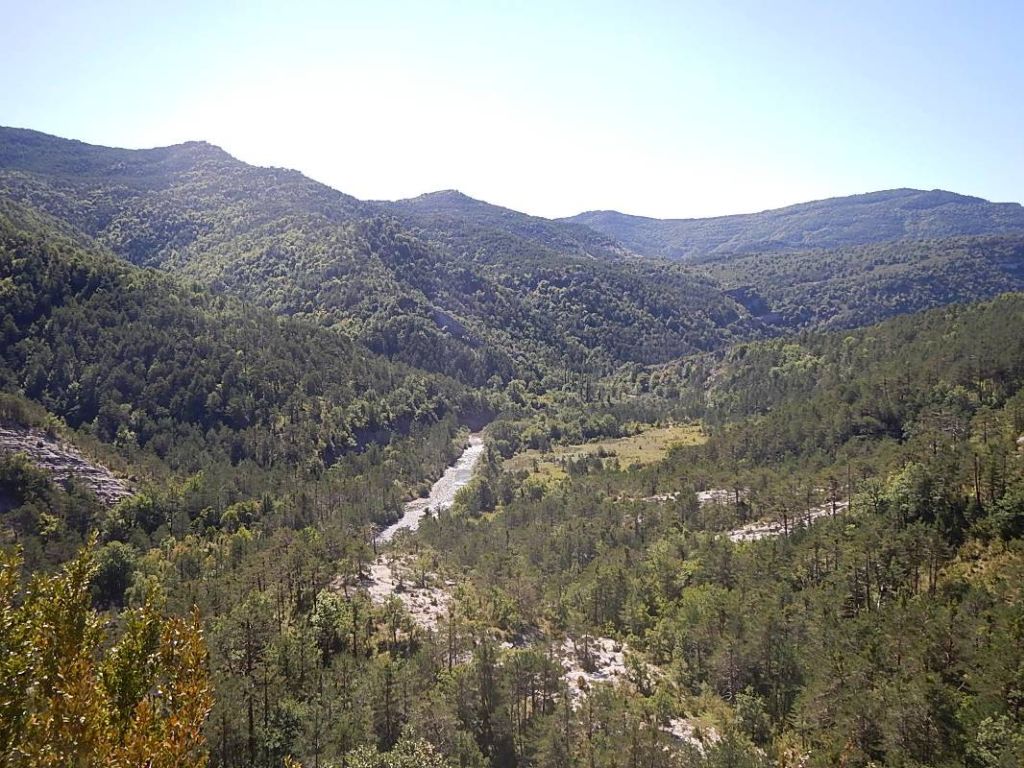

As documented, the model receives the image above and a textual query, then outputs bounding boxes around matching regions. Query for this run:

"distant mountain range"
[1,125,1023,383]
[377,189,629,263]
[565,189,1024,260]
[0,127,746,383]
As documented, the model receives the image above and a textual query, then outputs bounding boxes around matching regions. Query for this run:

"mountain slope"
[6,127,1024,383]
[0,199,473,470]
[567,188,1024,260]
[0,126,367,263]
[0,127,750,381]
[378,189,630,263]
[702,234,1024,330]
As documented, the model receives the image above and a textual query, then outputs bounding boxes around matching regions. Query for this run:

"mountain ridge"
[3,125,1024,385]
[0,126,240,179]
[572,187,998,221]
[376,188,631,263]
[0,126,749,383]
[564,187,1024,260]
[7,127,1022,263]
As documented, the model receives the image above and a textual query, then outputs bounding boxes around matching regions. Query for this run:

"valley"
[1,127,1023,768]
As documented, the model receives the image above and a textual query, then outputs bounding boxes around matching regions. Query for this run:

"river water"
[375,433,485,544]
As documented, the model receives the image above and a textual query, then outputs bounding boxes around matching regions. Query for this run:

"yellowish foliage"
[0,545,212,767]
[503,423,705,485]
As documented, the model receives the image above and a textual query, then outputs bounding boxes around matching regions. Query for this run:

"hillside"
[378,189,629,263]
[567,188,1024,260]
[7,129,1024,383]
[0,126,367,261]
[702,234,1024,330]
[692,293,1024,458]
[4,129,1024,768]
[413,293,1024,768]
[0,128,749,382]
[0,199,475,472]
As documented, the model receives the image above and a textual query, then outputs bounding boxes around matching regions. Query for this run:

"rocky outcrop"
[0,426,132,505]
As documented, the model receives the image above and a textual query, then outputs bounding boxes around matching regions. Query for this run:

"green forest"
[1,127,1024,768]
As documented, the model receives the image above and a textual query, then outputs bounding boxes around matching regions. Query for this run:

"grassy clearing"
[504,423,705,485]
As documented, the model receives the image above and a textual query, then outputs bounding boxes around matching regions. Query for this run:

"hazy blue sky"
[1,1,1021,218]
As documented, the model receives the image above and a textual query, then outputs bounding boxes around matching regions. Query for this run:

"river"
[375,433,485,544]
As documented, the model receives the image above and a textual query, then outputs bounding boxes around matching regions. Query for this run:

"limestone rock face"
[0,426,132,505]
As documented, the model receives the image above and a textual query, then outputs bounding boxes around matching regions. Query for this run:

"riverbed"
[375,433,485,543]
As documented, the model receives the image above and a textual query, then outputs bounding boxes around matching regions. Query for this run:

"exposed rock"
[697,488,745,506]
[664,717,720,754]
[358,555,452,631]
[559,635,632,703]
[728,499,849,542]
[0,426,132,506]
[558,634,717,750]
[640,491,680,502]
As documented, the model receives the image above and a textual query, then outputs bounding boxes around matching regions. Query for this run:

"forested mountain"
[378,189,629,262]
[4,125,1024,767]
[0,199,480,472]
[6,127,1024,383]
[0,127,749,382]
[0,126,367,259]
[701,234,1024,330]
[567,188,1024,260]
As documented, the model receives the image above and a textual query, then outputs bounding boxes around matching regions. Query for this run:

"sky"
[1,0,1021,219]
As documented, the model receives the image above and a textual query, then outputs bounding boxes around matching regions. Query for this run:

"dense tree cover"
[0,199,517,766]
[407,294,1024,767]
[0,127,751,385]
[680,293,1024,464]
[422,465,1024,766]
[701,235,1024,331]
[0,127,366,250]
[1,295,1021,767]
[7,128,1024,390]
[0,451,105,570]
[0,230,487,768]
[380,189,629,263]
[567,189,1024,260]
[337,738,455,768]
[1,405,485,765]
[0,200,485,473]
[363,219,750,376]
[4,126,1024,767]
